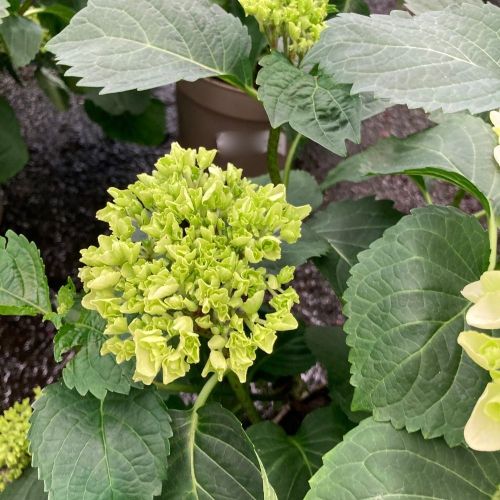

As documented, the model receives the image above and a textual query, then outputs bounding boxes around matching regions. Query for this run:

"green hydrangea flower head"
[0,388,40,492]
[79,143,311,386]
[239,0,329,60]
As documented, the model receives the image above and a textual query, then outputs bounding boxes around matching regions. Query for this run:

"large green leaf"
[62,332,135,399]
[0,16,42,67]
[304,2,500,114]
[0,97,28,182]
[257,53,361,156]
[86,89,151,115]
[47,0,252,93]
[405,0,483,15]
[323,115,500,214]
[29,383,172,500]
[309,197,402,295]
[248,406,350,500]
[84,98,166,146]
[0,231,51,316]
[0,468,46,500]
[306,418,500,500]
[344,206,491,446]
[161,403,266,499]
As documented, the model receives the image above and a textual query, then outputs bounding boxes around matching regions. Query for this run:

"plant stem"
[193,373,220,411]
[474,209,487,219]
[452,189,465,208]
[226,372,261,424]
[154,381,200,393]
[283,133,302,188]
[488,206,498,271]
[19,0,33,15]
[267,126,282,185]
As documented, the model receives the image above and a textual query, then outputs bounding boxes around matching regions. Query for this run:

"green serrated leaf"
[53,304,106,361]
[248,406,350,500]
[0,467,46,500]
[306,418,500,500]
[405,0,483,15]
[35,67,70,112]
[323,115,500,214]
[310,197,402,295]
[161,403,265,499]
[0,97,28,182]
[84,98,166,146]
[344,206,491,446]
[305,2,500,114]
[0,231,51,316]
[257,53,361,156]
[305,326,368,422]
[0,15,42,67]
[47,0,252,93]
[0,0,8,24]
[62,332,134,399]
[29,383,172,500]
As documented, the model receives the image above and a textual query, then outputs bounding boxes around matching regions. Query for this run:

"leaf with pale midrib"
[62,332,135,399]
[29,384,172,500]
[344,206,491,446]
[0,468,46,500]
[47,0,252,93]
[161,403,265,499]
[309,197,402,295]
[248,406,350,500]
[322,115,500,215]
[304,2,500,114]
[0,231,51,316]
[257,53,361,156]
[306,418,500,500]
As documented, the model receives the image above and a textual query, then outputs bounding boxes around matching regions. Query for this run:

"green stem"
[488,206,498,271]
[18,0,33,15]
[452,189,465,208]
[283,133,302,188]
[193,373,220,411]
[474,209,487,219]
[154,381,200,393]
[409,175,433,205]
[267,127,282,185]
[226,372,261,424]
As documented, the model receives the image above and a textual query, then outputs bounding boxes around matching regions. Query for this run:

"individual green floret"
[0,389,39,492]
[79,143,310,386]
[239,0,329,60]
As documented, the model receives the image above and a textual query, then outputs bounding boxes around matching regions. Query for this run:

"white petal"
[481,270,500,293]
[461,280,483,303]
[466,292,500,329]
[457,330,497,371]
[491,110,500,128]
[464,383,500,451]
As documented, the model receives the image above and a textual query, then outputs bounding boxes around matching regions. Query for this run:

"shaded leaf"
[0,467,46,499]
[306,418,500,500]
[0,231,51,316]
[305,2,500,114]
[35,67,70,111]
[0,96,28,181]
[258,53,361,156]
[344,206,491,445]
[62,332,135,399]
[405,0,483,15]
[248,406,350,500]
[86,89,151,115]
[47,0,252,93]
[0,16,42,67]
[310,197,402,295]
[84,98,166,146]
[29,383,172,500]
[335,0,369,15]
[161,403,265,499]
[323,115,500,215]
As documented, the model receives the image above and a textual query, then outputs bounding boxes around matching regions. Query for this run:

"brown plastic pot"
[176,78,286,177]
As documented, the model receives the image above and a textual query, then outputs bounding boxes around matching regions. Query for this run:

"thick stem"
[488,206,498,271]
[154,381,200,393]
[18,0,33,15]
[283,133,302,188]
[267,127,282,185]
[226,372,261,424]
[193,373,220,412]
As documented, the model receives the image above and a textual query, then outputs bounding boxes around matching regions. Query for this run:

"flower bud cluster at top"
[239,0,329,61]
[79,143,310,386]
[0,389,39,492]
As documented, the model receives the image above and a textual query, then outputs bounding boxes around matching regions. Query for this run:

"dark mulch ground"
[0,0,486,409]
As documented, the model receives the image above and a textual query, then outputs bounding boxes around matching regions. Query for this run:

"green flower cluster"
[0,390,39,492]
[239,0,329,60]
[79,143,310,386]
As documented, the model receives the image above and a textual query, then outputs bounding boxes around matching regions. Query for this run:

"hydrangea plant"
[2,0,500,499]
